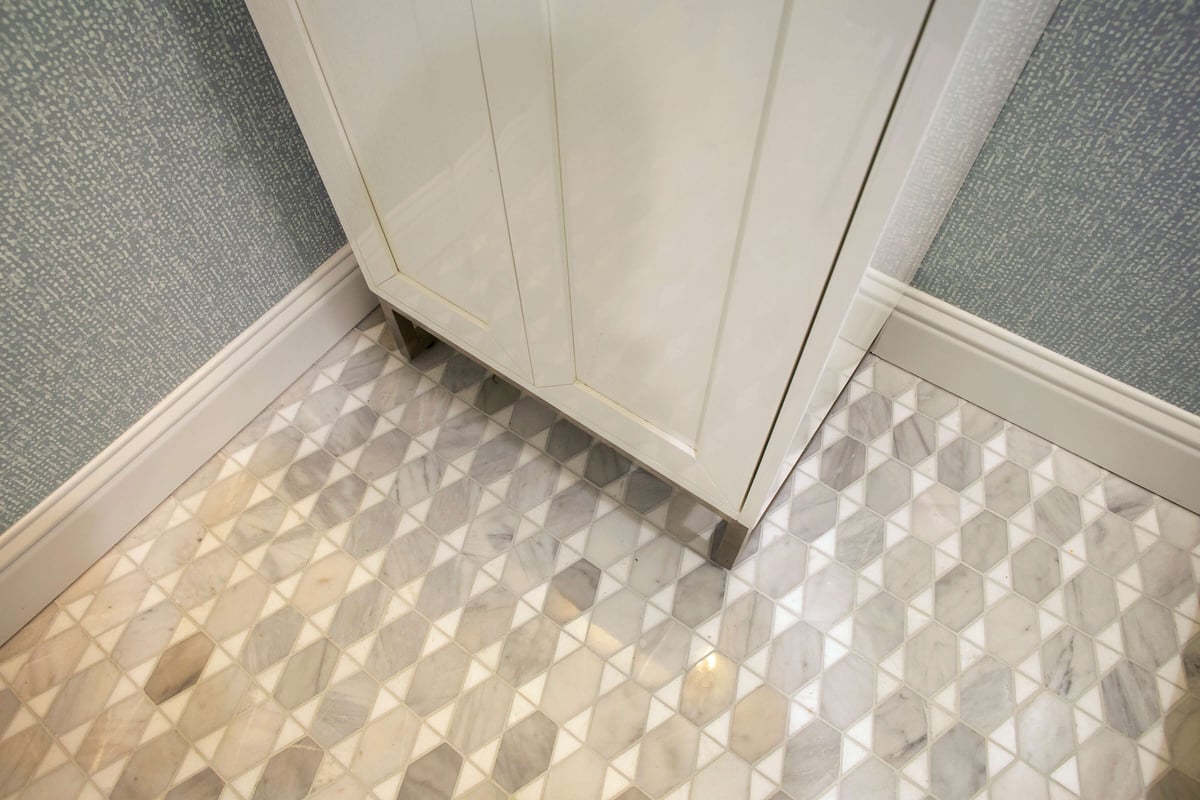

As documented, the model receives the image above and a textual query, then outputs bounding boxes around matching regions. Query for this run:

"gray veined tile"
[508,395,557,438]
[543,744,609,800]
[664,494,720,542]
[245,426,304,479]
[74,691,156,772]
[1012,538,1061,602]
[543,481,600,538]
[718,590,773,661]
[171,545,238,609]
[311,671,378,747]
[543,558,600,624]
[961,405,1004,443]
[336,345,390,389]
[583,507,641,568]
[801,563,855,632]
[354,428,412,481]
[938,436,982,491]
[0,599,60,663]
[849,392,893,442]
[1101,473,1155,520]
[545,418,592,462]
[673,563,726,626]
[462,505,521,563]
[1005,427,1052,469]
[916,381,958,419]
[819,436,867,491]
[500,530,559,594]
[1033,486,1081,545]
[328,581,390,647]
[178,665,254,741]
[112,730,189,800]
[498,616,559,687]
[407,644,471,716]
[985,595,1040,665]
[541,646,604,724]
[195,471,258,527]
[258,523,320,582]
[910,484,960,544]
[391,451,446,508]
[839,756,895,800]
[1182,634,1200,695]
[468,431,523,486]
[584,443,632,487]
[447,675,513,754]
[398,386,453,436]
[1041,626,1097,701]
[884,536,932,600]
[365,612,428,680]
[788,482,837,542]
[310,473,367,529]
[853,591,904,661]
[250,736,323,800]
[1076,728,1142,800]
[241,606,304,673]
[904,623,957,696]
[275,637,339,708]
[473,375,520,414]
[145,633,213,705]
[1062,567,1118,636]
[350,705,421,785]
[433,408,487,460]
[0,688,17,738]
[588,588,648,657]
[731,685,788,762]
[892,412,937,466]
[493,711,557,792]
[1156,501,1200,551]
[206,575,271,641]
[1121,596,1178,669]
[80,569,153,635]
[781,720,841,800]
[624,468,672,514]
[1101,659,1162,738]
[960,510,1008,571]
[426,477,483,534]
[278,450,336,502]
[379,525,438,589]
[873,689,927,767]
[439,352,489,392]
[768,619,823,693]
[455,586,518,653]
[820,653,874,729]
[930,723,986,800]
[1083,512,1138,575]
[934,563,983,631]
[756,536,808,599]
[506,453,561,510]
[637,715,701,796]
[396,742,461,800]
[680,650,738,725]
[989,762,1049,800]
[364,363,422,414]
[10,626,90,698]
[342,498,403,558]
[632,619,692,690]
[323,405,379,456]
[142,519,206,576]
[1164,695,1200,781]
[835,508,885,570]
[113,599,183,669]
[415,555,478,619]
[1017,691,1075,773]
[984,460,1031,517]
[1139,540,1196,607]
[588,680,652,758]
[0,724,52,796]
[43,657,120,734]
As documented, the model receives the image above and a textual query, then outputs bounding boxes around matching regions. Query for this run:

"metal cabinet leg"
[380,302,436,361]
[709,519,751,570]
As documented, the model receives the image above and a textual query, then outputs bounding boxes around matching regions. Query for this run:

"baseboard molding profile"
[872,280,1200,514]
[0,244,374,644]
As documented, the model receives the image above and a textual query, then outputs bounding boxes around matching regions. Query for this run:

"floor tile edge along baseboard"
[871,273,1200,516]
[0,244,373,643]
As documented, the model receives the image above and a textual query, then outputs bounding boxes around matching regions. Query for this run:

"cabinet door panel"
[476,0,928,514]
[297,0,532,379]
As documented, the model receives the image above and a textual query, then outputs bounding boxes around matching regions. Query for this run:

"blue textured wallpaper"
[0,0,345,529]
[913,0,1200,415]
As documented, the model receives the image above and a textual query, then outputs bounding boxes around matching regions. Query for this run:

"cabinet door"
[476,0,928,515]
[296,0,533,380]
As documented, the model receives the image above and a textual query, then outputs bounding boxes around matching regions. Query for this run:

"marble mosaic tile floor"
[1,309,1198,800]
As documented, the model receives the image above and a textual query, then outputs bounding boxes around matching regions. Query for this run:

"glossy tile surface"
[1,310,1197,799]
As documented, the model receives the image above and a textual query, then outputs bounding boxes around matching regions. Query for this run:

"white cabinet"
[249,0,935,563]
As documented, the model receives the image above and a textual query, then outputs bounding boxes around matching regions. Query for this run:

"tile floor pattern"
[1,309,1198,800]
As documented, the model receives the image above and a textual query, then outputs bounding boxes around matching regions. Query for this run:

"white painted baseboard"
[872,279,1200,514]
[0,245,375,644]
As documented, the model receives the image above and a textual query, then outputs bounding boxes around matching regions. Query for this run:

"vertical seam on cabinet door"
[692,0,794,438]
[738,0,937,513]
[468,0,538,382]
[544,0,579,380]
